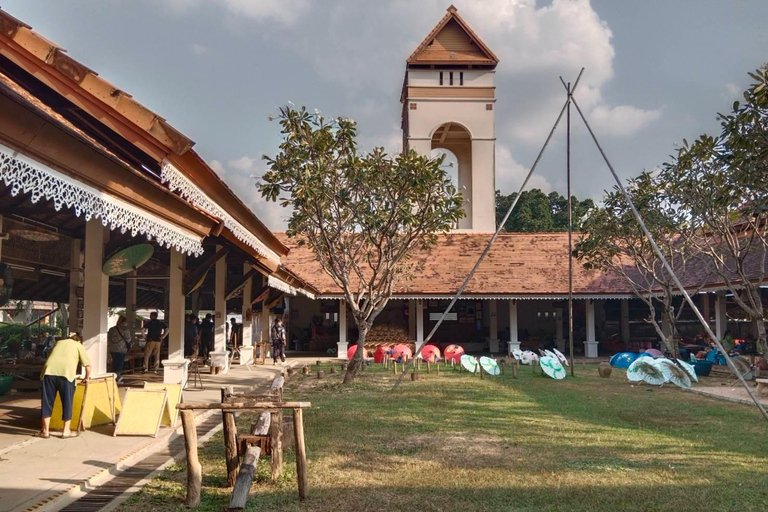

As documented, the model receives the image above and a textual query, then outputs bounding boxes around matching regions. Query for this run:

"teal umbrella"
[460,354,479,373]
[540,356,566,380]
[102,244,154,276]
[479,356,500,376]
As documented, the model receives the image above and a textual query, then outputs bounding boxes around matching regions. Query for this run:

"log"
[330,366,336,374]
[411,371,419,381]
[302,365,310,375]
[178,401,312,410]
[181,410,202,508]
[317,370,325,379]
[222,387,239,488]
[228,412,270,510]
[293,408,308,500]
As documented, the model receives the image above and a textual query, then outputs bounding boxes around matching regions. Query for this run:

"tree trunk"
[755,316,768,359]
[342,326,367,384]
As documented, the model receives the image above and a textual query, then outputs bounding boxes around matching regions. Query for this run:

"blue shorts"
[41,375,76,421]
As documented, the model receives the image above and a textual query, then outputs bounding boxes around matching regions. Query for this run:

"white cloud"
[723,82,741,100]
[588,104,662,137]
[495,144,552,194]
[228,155,256,172]
[191,43,209,55]
[159,0,310,25]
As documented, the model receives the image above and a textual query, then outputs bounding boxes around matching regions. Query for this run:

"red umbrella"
[444,344,465,363]
[421,344,441,363]
[347,344,369,360]
[391,344,413,362]
[644,348,665,358]
[373,345,392,363]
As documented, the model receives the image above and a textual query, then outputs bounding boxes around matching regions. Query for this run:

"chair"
[187,346,204,390]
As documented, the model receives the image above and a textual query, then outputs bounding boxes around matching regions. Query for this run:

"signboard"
[429,312,457,321]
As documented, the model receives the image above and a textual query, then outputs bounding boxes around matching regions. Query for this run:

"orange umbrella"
[391,344,413,362]
[444,344,465,363]
[421,344,441,363]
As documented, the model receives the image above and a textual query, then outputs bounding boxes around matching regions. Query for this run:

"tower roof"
[407,5,499,66]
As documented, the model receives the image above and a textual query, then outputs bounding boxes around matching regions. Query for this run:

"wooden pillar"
[489,300,499,353]
[508,300,519,354]
[293,408,308,500]
[83,220,108,375]
[125,271,137,344]
[715,291,727,340]
[620,299,630,347]
[554,307,565,352]
[241,263,253,346]
[416,299,424,352]
[214,245,227,352]
[68,238,82,335]
[181,410,201,507]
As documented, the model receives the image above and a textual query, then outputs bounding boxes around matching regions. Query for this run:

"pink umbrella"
[421,344,441,363]
[391,344,413,362]
[347,344,370,360]
[373,345,391,363]
[444,344,465,363]
[644,348,665,358]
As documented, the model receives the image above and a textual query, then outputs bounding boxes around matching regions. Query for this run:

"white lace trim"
[161,160,281,263]
[0,144,205,256]
[267,275,296,296]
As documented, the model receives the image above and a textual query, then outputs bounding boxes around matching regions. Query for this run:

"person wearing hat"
[39,333,91,438]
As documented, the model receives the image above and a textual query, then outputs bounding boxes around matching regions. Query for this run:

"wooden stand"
[180,410,201,508]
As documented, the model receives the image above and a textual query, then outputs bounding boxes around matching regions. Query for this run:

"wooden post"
[229,413,270,510]
[330,366,336,374]
[181,410,202,508]
[270,409,283,481]
[477,363,483,379]
[317,370,325,379]
[222,387,239,487]
[427,361,431,374]
[437,363,440,376]
[303,365,310,375]
[293,408,308,500]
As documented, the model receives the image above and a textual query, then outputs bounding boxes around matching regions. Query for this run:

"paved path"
[686,383,768,407]
[0,362,293,512]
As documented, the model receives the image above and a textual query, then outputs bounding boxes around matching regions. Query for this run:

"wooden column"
[214,245,227,352]
[83,220,108,375]
[293,408,308,500]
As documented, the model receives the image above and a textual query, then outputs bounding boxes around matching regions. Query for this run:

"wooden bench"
[757,378,768,397]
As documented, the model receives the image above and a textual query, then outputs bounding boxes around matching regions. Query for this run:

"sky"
[4,0,767,229]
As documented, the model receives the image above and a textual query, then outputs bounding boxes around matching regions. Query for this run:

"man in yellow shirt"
[39,333,91,438]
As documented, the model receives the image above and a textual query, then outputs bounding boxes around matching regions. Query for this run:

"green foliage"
[0,322,61,358]
[661,67,768,354]
[259,105,464,380]
[495,189,594,232]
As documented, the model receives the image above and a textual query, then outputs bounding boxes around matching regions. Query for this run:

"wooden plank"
[178,401,311,410]
[293,408,308,500]
[270,409,283,481]
[228,412,270,510]
[181,410,201,508]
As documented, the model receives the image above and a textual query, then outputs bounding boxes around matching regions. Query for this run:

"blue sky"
[4,0,767,228]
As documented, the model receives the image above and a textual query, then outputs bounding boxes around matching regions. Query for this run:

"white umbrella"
[520,350,539,365]
[676,359,698,383]
[511,348,524,361]
[656,359,692,389]
[553,348,569,366]
[540,356,566,380]
[460,354,479,373]
[627,358,666,385]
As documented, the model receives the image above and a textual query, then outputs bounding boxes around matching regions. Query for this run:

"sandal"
[61,432,80,439]
[36,431,50,439]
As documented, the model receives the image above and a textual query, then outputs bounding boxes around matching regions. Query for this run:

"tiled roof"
[276,232,632,297]
[407,6,499,66]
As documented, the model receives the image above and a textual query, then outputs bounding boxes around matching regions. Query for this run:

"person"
[721,330,735,353]
[142,312,166,373]
[39,333,90,438]
[229,317,242,348]
[107,315,131,383]
[185,314,200,357]
[271,317,286,365]
[200,313,214,362]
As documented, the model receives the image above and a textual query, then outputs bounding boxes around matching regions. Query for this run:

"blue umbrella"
[610,352,638,369]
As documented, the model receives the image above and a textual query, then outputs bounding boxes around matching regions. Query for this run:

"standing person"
[271,317,287,365]
[142,312,166,374]
[200,313,214,363]
[185,314,200,357]
[39,333,90,438]
[107,315,131,384]
[229,317,241,347]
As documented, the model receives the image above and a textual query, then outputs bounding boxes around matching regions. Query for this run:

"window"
[486,104,493,111]
[460,72,464,86]
[439,72,443,86]
[449,72,454,86]
[410,103,417,110]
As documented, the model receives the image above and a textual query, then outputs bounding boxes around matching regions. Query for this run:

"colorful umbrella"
[347,344,369,361]
[102,243,154,276]
[373,345,391,363]
[479,356,500,375]
[553,348,569,366]
[444,344,465,363]
[540,356,566,380]
[391,344,413,362]
[421,344,441,363]
[610,352,638,369]
[676,359,698,383]
[644,348,665,358]
[656,359,692,388]
[460,354,479,373]
[627,358,666,385]
[520,350,539,365]
[511,348,524,361]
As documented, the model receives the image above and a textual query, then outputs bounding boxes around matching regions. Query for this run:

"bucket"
[0,375,13,396]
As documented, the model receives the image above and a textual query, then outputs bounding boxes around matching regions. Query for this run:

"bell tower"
[401,5,498,232]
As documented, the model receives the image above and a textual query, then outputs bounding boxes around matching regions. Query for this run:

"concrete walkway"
[685,383,768,407]
[0,361,295,512]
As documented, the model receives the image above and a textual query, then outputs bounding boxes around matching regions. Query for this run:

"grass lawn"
[119,362,768,512]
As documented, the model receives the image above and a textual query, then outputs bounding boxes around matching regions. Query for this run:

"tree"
[495,189,594,232]
[576,172,697,357]
[661,67,768,356]
[259,106,464,383]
